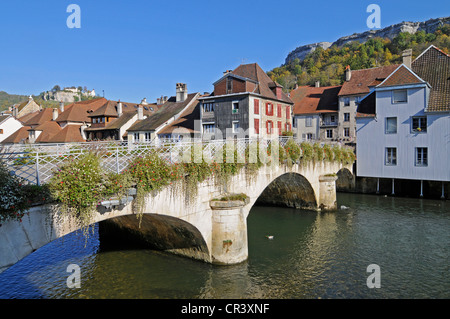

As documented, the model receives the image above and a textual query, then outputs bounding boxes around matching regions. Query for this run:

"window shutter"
[277,104,281,118]
[278,121,282,135]
[266,121,269,134]
[254,119,260,134]
[286,106,290,119]
[254,99,259,114]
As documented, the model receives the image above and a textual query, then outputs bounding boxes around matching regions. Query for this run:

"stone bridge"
[0,158,353,273]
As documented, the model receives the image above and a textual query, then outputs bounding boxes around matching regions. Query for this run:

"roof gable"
[376,64,426,88]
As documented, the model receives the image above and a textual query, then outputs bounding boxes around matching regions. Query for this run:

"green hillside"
[268,25,450,92]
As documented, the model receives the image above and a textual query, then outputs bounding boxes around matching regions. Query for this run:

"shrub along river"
[0,192,448,299]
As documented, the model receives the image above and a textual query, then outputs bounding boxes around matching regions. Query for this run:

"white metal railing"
[0,137,303,186]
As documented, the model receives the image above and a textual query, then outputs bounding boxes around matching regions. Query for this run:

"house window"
[330,115,336,123]
[385,147,397,166]
[306,133,314,140]
[145,132,151,141]
[305,116,313,127]
[226,77,232,94]
[203,103,214,113]
[385,117,397,134]
[232,121,239,133]
[344,127,350,137]
[134,133,140,142]
[415,148,428,166]
[277,104,282,118]
[344,113,350,122]
[285,123,291,132]
[412,116,427,133]
[266,103,273,116]
[254,99,260,115]
[232,101,239,114]
[254,119,260,134]
[0,129,3,134]
[266,121,273,134]
[393,89,407,103]
[203,123,215,134]
[344,97,350,106]
[326,129,333,139]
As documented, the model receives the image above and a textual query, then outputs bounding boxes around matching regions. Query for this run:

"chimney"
[59,101,64,113]
[345,65,352,82]
[141,98,148,105]
[176,83,188,102]
[315,81,320,88]
[52,108,58,121]
[117,100,122,117]
[137,105,144,120]
[402,49,412,68]
[12,106,18,118]
[80,122,87,140]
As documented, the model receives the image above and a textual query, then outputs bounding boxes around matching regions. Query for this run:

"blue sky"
[0,0,448,103]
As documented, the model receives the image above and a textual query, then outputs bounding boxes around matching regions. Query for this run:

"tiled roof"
[219,63,293,104]
[57,98,108,122]
[412,45,450,112]
[22,108,57,127]
[33,121,62,143]
[338,64,400,96]
[1,126,31,144]
[45,125,86,143]
[377,65,425,88]
[158,100,201,134]
[290,85,341,115]
[128,93,199,132]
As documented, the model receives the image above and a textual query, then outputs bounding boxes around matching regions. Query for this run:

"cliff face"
[285,16,450,64]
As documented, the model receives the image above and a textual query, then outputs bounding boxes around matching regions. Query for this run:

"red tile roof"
[45,125,86,143]
[1,126,31,144]
[338,64,400,96]
[57,98,107,123]
[377,65,425,87]
[290,85,341,115]
[217,63,293,104]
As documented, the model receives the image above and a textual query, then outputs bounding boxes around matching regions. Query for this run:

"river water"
[0,193,449,299]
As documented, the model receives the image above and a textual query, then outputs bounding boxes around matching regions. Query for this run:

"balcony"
[320,121,338,128]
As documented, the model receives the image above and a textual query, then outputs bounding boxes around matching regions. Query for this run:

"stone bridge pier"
[0,161,351,273]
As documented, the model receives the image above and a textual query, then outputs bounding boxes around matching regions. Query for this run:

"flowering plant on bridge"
[0,161,30,223]
[48,152,106,230]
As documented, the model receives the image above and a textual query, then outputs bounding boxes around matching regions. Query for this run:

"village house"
[2,98,107,144]
[9,96,42,119]
[85,99,157,141]
[127,83,201,143]
[338,63,400,145]
[356,45,450,197]
[290,83,341,142]
[198,63,294,140]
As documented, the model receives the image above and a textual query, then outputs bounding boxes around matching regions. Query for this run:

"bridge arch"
[98,213,210,262]
[253,172,318,211]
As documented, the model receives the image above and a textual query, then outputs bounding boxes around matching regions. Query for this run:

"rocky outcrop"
[285,42,332,64]
[285,16,450,64]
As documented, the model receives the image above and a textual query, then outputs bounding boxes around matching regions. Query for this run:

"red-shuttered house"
[198,63,293,139]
